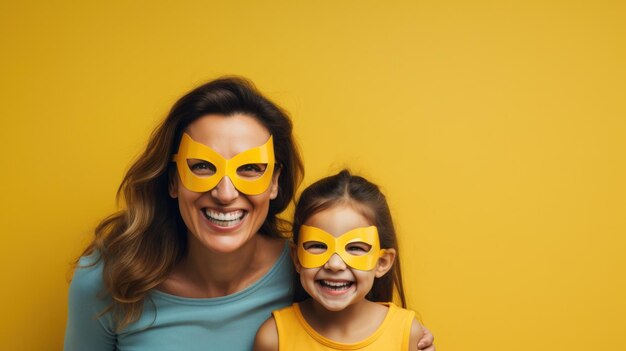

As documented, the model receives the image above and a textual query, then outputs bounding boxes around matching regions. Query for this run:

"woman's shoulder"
[68,253,107,302]
[264,237,292,276]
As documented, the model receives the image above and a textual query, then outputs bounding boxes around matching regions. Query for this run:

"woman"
[64,77,435,350]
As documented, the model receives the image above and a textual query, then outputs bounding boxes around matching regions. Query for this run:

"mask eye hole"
[345,242,372,256]
[236,163,268,179]
[187,159,217,176]
[303,241,327,254]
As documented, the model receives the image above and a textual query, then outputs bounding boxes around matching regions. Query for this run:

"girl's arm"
[254,316,279,351]
[409,319,426,351]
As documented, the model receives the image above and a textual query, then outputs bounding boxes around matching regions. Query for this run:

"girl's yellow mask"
[172,133,275,195]
[297,225,386,271]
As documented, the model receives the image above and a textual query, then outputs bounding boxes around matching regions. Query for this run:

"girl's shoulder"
[408,318,425,350]
[379,303,423,350]
[391,305,423,351]
[254,316,279,351]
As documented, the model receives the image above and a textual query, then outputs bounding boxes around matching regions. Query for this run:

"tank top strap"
[377,303,416,350]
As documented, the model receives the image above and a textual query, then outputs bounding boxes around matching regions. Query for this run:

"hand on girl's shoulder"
[253,317,279,351]
[409,318,425,351]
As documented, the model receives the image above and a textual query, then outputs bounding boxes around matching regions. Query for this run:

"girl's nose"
[323,253,347,271]
[210,176,239,203]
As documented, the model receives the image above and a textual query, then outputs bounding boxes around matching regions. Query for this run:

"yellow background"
[1,1,624,350]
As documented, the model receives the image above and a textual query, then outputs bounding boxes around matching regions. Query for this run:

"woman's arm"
[254,317,279,351]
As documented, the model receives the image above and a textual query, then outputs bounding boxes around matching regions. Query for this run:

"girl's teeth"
[325,281,348,287]
[320,280,352,289]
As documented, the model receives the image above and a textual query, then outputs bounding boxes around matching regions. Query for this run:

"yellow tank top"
[272,302,415,350]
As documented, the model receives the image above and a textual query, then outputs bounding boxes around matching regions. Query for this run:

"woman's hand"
[418,326,435,351]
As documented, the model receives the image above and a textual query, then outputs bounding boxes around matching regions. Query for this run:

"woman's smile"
[171,113,280,254]
[202,208,247,229]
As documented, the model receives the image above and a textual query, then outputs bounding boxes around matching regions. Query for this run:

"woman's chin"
[188,228,257,255]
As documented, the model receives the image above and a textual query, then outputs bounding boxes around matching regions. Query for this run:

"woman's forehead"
[185,113,270,158]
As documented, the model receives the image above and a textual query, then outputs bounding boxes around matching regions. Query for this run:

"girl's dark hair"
[80,76,304,330]
[292,169,407,307]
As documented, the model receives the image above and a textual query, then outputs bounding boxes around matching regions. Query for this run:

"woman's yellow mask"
[172,133,275,195]
[297,225,386,271]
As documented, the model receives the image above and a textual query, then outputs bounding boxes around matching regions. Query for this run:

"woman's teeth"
[203,209,245,227]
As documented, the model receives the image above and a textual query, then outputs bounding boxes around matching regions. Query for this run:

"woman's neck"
[162,233,283,298]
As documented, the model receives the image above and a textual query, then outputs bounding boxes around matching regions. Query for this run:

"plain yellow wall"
[1,1,624,350]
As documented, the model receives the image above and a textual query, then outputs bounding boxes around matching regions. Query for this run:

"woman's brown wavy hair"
[78,77,304,331]
[292,170,407,307]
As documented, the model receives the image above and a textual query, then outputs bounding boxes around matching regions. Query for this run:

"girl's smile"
[295,204,382,312]
[316,279,355,296]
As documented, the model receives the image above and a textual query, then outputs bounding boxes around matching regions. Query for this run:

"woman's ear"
[168,169,179,199]
[269,165,281,200]
[375,248,396,278]
[290,243,301,274]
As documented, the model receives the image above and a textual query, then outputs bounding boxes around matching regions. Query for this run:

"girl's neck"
[299,298,389,344]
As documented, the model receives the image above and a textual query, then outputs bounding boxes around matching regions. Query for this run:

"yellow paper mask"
[172,133,275,195]
[297,225,386,271]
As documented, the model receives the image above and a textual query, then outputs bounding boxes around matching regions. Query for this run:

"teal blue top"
[64,242,293,351]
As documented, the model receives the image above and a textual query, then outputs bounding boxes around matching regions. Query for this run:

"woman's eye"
[187,160,216,176]
[346,243,372,255]
[237,163,267,178]
[303,241,327,253]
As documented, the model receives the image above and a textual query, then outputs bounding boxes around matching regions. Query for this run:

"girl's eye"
[187,159,216,176]
[303,241,327,254]
[237,163,267,178]
[346,242,372,256]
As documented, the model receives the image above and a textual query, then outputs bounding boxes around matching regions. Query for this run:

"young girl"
[254,170,425,351]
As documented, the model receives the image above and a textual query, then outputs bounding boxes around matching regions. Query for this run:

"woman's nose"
[323,253,347,271]
[210,176,239,203]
